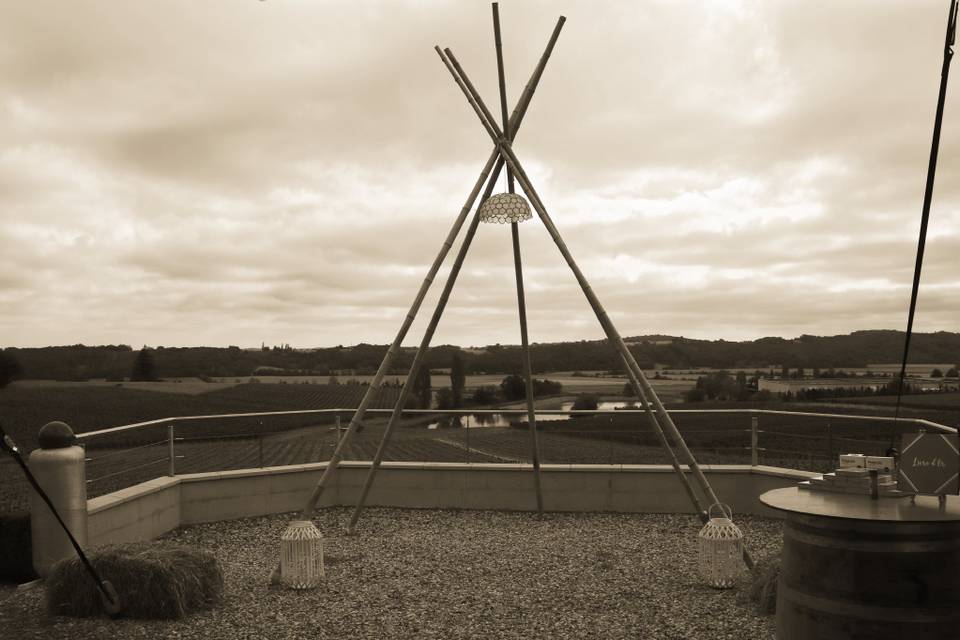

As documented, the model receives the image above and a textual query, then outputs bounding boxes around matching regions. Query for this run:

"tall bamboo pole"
[300,149,490,520]
[621,355,706,521]
[344,16,565,533]
[438,47,753,569]
[494,2,543,513]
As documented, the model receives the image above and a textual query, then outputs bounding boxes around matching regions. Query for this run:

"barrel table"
[759,487,960,640]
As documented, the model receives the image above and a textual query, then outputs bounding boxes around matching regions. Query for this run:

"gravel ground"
[1,508,781,640]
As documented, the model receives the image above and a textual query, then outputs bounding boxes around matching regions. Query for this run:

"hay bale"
[46,543,223,618]
[0,511,35,583]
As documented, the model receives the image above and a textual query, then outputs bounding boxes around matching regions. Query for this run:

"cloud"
[1,0,958,348]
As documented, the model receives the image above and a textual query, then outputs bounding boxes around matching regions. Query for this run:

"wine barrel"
[761,488,960,640]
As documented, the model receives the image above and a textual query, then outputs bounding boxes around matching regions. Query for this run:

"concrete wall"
[86,462,816,548]
[87,476,180,546]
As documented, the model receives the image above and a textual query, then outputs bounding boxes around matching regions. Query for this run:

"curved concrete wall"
[87,462,816,547]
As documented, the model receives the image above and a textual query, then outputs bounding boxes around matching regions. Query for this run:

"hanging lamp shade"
[478,192,532,224]
[697,503,744,589]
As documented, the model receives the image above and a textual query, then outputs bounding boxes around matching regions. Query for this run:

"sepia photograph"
[2,1,959,638]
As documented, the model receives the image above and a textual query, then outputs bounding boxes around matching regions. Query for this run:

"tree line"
[3,329,960,382]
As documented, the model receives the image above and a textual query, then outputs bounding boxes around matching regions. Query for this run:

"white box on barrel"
[839,454,866,469]
[865,456,895,473]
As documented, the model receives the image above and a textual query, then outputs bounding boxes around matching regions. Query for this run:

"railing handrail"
[75,406,957,440]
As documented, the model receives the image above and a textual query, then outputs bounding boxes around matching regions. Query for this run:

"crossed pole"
[341,10,562,532]
[296,5,752,571]
[436,36,754,569]
[299,13,565,526]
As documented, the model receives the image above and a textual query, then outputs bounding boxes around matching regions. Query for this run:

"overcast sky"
[2,1,959,349]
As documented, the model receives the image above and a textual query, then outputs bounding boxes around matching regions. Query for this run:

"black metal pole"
[0,423,120,614]
[893,1,958,439]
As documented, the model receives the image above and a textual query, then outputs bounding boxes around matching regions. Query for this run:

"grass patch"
[45,543,223,619]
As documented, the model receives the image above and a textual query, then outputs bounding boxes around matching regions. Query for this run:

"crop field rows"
[3,386,954,513]
[0,383,403,451]
[0,424,749,512]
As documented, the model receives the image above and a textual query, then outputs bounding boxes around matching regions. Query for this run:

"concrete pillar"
[29,421,87,577]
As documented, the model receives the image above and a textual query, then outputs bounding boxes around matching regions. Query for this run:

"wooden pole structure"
[344,16,565,533]
[621,355,706,521]
[437,47,753,569]
[494,2,544,513]
[299,146,496,520]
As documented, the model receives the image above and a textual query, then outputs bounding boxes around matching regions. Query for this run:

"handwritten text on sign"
[898,433,959,495]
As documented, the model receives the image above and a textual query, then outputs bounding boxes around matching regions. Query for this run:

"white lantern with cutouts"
[698,503,744,589]
[280,520,324,589]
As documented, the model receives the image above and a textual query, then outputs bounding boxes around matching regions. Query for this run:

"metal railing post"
[335,415,342,444]
[750,416,759,466]
[168,423,176,476]
[258,434,264,468]
[826,421,833,470]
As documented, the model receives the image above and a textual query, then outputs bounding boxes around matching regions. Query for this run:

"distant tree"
[410,366,432,409]
[472,385,498,405]
[435,387,454,410]
[684,387,706,402]
[500,374,527,401]
[0,350,22,388]
[533,378,563,396]
[130,347,158,381]
[754,389,775,402]
[623,381,636,397]
[692,370,740,401]
[735,371,747,389]
[571,393,599,411]
[931,368,944,378]
[328,375,340,385]
[781,365,789,379]
[946,368,959,378]
[450,352,466,408]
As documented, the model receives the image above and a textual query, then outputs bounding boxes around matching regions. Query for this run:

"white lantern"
[280,520,324,589]
[698,503,744,589]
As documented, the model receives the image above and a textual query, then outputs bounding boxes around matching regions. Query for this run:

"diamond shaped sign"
[898,433,960,495]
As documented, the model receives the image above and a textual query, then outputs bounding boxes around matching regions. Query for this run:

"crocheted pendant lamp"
[478,192,532,224]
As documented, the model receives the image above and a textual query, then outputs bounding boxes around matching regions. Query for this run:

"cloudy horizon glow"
[2,0,959,349]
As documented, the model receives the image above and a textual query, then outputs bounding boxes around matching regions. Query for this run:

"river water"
[424,401,641,429]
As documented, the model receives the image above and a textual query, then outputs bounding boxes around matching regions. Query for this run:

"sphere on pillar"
[29,421,88,577]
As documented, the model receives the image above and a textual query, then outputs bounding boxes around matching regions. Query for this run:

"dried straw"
[45,543,223,619]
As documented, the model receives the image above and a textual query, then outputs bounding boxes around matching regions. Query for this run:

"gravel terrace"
[1,508,781,640]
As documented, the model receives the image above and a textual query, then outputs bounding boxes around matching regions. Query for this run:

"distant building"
[758,378,889,394]
[866,363,955,375]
